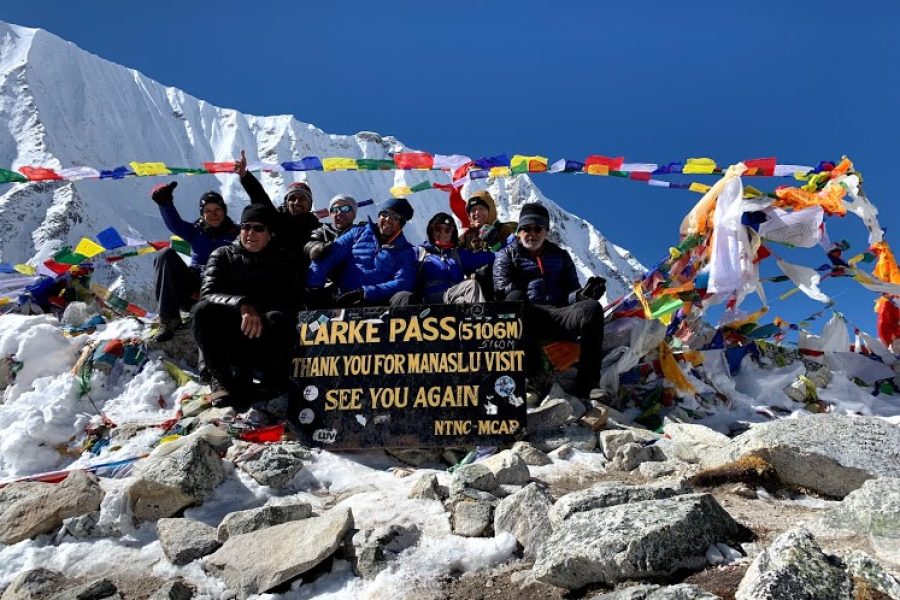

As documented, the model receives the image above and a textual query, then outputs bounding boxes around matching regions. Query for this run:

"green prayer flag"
[356,159,395,171]
[649,296,683,320]
[409,181,432,193]
[170,236,191,255]
[168,167,209,175]
[53,248,87,265]
[0,169,27,184]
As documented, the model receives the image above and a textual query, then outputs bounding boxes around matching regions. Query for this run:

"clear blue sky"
[2,1,898,335]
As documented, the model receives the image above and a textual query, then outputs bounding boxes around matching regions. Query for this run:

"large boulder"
[511,441,552,466]
[126,438,225,521]
[0,569,66,600]
[478,450,531,485]
[589,584,723,599]
[449,491,496,537]
[845,551,900,600]
[822,477,900,540]
[729,415,900,498]
[216,502,312,542]
[449,463,499,495]
[599,428,660,460]
[529,425,598,453]
[658,422,732,467]
[527,398,573,432]
[157,518,222,566]
[203,508,353,599]
[735,528,852,600]
[48,578,118,600]
[494,482,554,559]
[533,493,746,589]
[0,471,104,544]
[548,480,690,527]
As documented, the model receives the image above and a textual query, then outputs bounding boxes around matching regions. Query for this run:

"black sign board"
[290,302,526,449]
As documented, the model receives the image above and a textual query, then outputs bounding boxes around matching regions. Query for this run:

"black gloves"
[310,242,333,262]
[151,181,177,205]
[576,276,606,302]
[335,289,365,307]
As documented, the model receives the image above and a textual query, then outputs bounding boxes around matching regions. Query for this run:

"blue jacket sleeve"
[158,202,198,243]
[460,248,494,274]
[362,246,417,303]
[308,226,357,288]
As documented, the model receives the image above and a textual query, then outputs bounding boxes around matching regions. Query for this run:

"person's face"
[239,222,271,253]
[469,205,489,227]
[517,224,546,252]
[330,202,356,229]
[286,192,311,216]
[201,204,225,228]
[432,222,454,244]
[378,209,403,238]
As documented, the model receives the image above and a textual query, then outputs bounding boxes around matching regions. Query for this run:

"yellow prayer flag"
[634,282,652,318]
[129,162,171,177]
[688,182,712,194]
[585,164,609,176]
[322,157,358,172]
[389,186,412,198]
[510,155,530,171]
[14,264,36,275]
[848,253,866,266]
[137,246,157,255]
[658,342,697,394]
[489,167,511,178]
[682,158,717,174]
[74,238,105,258]
[0,298,10,306]
[743,185,764,199]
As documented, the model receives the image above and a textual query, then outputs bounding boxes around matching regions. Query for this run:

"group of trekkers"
[151,150,608,412]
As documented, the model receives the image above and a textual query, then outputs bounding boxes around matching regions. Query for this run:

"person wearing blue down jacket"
[493,202,607,400]
[192,204,300,408]
[307,197,417,307]
[393,212,494,305]
[150,181,239,342]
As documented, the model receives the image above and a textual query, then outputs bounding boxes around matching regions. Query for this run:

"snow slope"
[0,21,644,308]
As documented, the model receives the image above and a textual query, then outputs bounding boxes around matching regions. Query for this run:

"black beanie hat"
[427,212,459,244]
[517,203,550,230]
[379,197,414,223]
[466,193,491,213]
[199,191,227,214]
[240,204,278,229]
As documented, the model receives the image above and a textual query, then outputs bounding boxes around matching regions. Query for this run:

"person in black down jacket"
[493,203,607,400]
[233,150,320,269]
[192,204,301,409]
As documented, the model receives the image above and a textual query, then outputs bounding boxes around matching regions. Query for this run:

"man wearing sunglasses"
[192,204,301,409]
[305,194,358,261]
[494,203,607,400]
[307,197,416,308]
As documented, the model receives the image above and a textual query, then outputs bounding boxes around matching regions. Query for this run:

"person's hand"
[240,303,263,338]
[151,181,177,204]
[577,276,606,302]
[311,242,333,261]
[234,150,248,177]
[335,289,365,307]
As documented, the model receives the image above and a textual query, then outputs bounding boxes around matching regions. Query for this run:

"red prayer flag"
[452,162,472,182]
[754,245,772,264]
[584,155,625,171]
[127,303,147,317]
[202,162,235,174]
[528,159,548,173]
[20,166,63,181]
[629,171,652,182]
[744,157,776,176]
[42,259,70,275]
[433,183,470,228]
[147,241,171,251]
[394,152,434,170]
[239,424,285,443]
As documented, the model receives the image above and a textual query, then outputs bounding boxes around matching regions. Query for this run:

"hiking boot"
[151,316,182,343]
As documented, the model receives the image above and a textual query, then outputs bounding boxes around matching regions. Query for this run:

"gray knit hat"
[329,193,358,215]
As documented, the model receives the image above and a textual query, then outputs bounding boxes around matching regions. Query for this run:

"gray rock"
[548,444,575,460]
[126,438,225,521]
[659,422,732,467]
[204,507,353,599]
[149,580,194,600]
[157,518,221,566]
[48,578,118,600]
[823,477,900,539]
[59,511,121,540]
[497,484,524,497]
[195,406,236,425]
[735,528,852,600]
[217,502,312,542]
[231,442,310,489]
[589,584,722,599]
[494,482,554,559]
[548,480,691,527]
[609,441,664,472]
[0,569,65,600]
[408,473,446,501]
[511,441,552,466]
[534,493,745,589]
[150,328,199,369]
[529,424,598,453]
[449,463,499,495]
[638,461,680,479]
[845,551,900,600]
[599,428,660,460]
[450,497,494,537]
[0,471,105,544]
[478,450,531,485]
[351,524,421,579]
[527,398,573,432]
[729,414,900,497]
[509,570,566,596]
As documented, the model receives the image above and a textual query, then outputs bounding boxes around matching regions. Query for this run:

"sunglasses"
[378,210,402,221]
[330,204,355,214]
[240,223,268,232]
[519,225,544,234]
